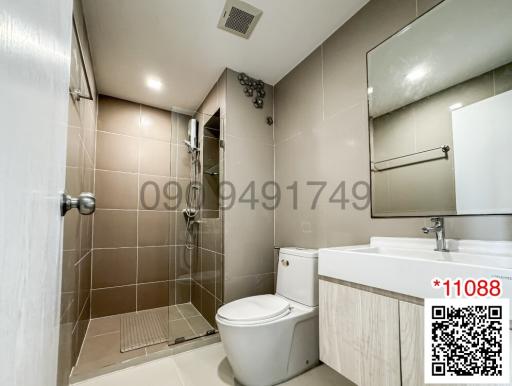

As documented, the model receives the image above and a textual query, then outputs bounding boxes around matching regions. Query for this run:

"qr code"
[425,299,510,384]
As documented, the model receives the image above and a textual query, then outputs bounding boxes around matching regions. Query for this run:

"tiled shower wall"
[274,0,512,247]
[191,72,227,327]
[91,95,192,317]
[58,1,97,383]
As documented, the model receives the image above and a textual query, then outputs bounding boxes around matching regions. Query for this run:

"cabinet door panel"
[399,301,425,386]
[360,289,401,386]
[320,280,362,384]
[399,301,468,386]
[319,280,400,386]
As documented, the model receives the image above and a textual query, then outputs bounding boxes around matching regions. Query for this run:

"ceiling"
[82,0,368,112]
[368,0,512,117]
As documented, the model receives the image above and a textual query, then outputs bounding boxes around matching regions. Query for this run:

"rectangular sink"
[319,237,512,316]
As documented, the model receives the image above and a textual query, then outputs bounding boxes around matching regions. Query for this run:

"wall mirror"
[367,0,512,217]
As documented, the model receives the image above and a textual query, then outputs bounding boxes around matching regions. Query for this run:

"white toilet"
[216,248,319,386]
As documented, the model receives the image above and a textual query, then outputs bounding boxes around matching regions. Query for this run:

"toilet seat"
[217,294,291,325]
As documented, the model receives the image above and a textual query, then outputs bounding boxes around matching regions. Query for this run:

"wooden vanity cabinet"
[320,278,469,386]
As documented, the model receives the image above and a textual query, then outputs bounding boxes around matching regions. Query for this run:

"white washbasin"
[319,237,512,315]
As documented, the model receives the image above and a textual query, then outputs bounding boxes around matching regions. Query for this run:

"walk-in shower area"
[65,93,224,380]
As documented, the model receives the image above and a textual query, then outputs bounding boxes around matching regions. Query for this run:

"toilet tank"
[276,248,318,307]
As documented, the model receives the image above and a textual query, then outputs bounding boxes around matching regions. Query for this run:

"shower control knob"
[61,192,96,216]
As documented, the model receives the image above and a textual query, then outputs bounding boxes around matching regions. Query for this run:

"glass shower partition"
[168,110,224,346]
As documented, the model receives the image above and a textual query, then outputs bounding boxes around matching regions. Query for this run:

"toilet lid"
[217,295,290,323]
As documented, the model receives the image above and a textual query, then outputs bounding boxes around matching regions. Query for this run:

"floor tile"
[87,315,121,337]
[73,340,352,386]
[169,319,195,342]
[282,364,355,386]
[173,343,234,386]
[74,332,145,376]
[177,303,200,318]
[168,305,182,321]
[72,304,220,381]
[187,315,213,335]
[72,357,183,386]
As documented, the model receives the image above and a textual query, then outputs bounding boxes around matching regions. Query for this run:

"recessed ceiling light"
[449,102,463,111]
[406,66,428,82]
[146,77,162,91]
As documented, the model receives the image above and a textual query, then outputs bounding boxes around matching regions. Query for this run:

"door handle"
[60,192,96,216]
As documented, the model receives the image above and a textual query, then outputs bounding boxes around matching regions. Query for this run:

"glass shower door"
[168,110,223,346]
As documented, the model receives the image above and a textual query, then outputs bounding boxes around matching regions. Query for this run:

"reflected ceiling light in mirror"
[367,87,374,95]
[406,66,428,82]
[146,76,162,91]
[449,102,463,111]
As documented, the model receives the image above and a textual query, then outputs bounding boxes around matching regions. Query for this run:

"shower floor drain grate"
[120,309,168,353]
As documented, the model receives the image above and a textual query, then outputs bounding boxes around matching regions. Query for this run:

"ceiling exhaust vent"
[218,0,262,39]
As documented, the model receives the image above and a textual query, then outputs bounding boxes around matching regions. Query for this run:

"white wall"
[0,0,73,385]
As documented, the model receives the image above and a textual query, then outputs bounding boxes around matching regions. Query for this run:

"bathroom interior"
[2,0,512,385]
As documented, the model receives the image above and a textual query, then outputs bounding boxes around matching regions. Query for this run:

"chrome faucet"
[422,217,449,252]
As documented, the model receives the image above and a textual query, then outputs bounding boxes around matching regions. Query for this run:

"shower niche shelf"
[202,110,221,218]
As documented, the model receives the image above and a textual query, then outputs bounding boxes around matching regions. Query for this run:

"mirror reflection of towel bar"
[372,145,450,172]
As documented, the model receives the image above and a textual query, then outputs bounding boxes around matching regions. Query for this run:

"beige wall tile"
[274,48,323,145]
[200,218,222,253]
[97,95,140,136]
[63,209,81,252]
[141,105,172,141]
[191,247,201,284]
[191,281,201,310]
[92,248,137,288]
[225,273,274,303]
[176,246,191,280]
[91,285,136,318]
[176,278,191,304]
[198,288,217,327]
[80,215,93,258]
[138,210,174,246]
[93,210,137,248]
[138,174,172,211]
[322,0,416,117]
[137,281,169,310]
[139,138,171,176]
[66,125,82,168]
[138,246,171,283]
[171,112,190,145]
[78,253,91,313]
[172,144,191,179]
[201,249,216,295]
[96,131,138,173]
[95,170,138,209]
[215,253,223,301]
